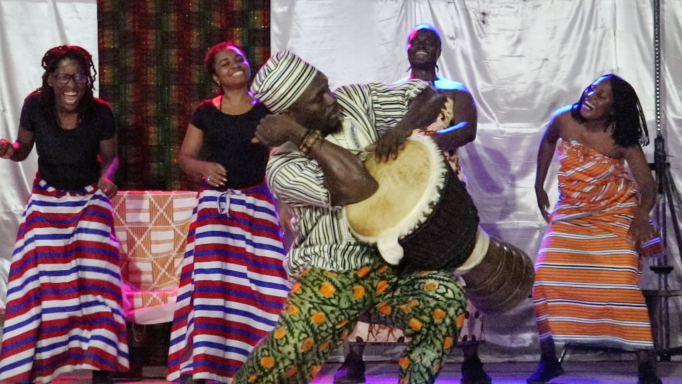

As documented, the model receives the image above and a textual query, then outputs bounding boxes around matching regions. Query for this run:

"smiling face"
[211,46,251,89]
[288,73,341,135]
[47,58,87,114]
[407,28,441,69]
[579,76,614,121]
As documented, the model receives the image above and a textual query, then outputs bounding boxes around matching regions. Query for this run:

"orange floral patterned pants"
[234,261,466,384]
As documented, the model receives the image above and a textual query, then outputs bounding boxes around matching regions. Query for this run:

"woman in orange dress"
[530,74,663,384]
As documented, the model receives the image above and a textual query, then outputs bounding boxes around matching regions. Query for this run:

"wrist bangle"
[299,130,322,157]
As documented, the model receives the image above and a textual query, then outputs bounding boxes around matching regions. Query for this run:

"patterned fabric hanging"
[97,0,271,191]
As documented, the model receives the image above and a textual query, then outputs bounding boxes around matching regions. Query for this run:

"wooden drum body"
[344,136,478,271]
[344,135,535,314]
[458,234,535,314]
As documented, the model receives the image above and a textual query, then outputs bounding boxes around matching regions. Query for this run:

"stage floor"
[49,361,682,384]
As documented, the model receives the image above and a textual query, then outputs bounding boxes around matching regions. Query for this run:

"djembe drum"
[344,135,534,314]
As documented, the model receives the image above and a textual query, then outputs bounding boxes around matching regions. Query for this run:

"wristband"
[299,130,322,157]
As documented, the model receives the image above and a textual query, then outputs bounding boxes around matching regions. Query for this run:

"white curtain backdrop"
[1,0,681,362]
[0,0,99,309]
[272,0,682,359]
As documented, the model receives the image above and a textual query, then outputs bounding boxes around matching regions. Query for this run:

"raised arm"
[396,86,448,132]
[254,114,377,206]
[306,132,378,206]
[373,86,446,161]
[535,109,564,222]
[430,88,477,152]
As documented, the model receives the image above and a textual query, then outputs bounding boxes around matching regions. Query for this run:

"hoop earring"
[435,64,440,73]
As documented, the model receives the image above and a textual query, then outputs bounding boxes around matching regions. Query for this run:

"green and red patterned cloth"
[97,0,270,191]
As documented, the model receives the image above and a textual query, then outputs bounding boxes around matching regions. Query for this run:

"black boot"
[461,355,492,384]
[637,363,662,384]
[526,356,564,384]
[334,342,366,384]
[92,370,113,384]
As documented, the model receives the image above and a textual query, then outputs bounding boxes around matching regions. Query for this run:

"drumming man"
[334,24,492,384]
[232,49,467,384]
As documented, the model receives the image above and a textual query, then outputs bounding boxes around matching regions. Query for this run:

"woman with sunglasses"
[0,45,128,384]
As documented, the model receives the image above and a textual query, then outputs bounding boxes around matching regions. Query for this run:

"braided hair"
[571,74,649,147]
[37,45,97,126]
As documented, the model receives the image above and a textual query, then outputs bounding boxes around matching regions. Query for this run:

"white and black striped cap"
[251,49,319,113]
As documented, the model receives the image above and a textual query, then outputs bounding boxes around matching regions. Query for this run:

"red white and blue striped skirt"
[0,177,129,384]
[166,182,290,383]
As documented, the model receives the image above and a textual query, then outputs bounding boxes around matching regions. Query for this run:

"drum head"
[346,139,434,238]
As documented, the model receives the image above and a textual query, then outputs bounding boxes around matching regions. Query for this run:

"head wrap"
[251,49,320,113]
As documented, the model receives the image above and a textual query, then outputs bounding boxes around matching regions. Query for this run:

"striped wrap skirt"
[533,220,655,351]
[166,182,290,383]
[0,177,129,384]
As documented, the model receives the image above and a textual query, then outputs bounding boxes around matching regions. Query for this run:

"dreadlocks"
[37,45,97,126]
[571,74,649,147]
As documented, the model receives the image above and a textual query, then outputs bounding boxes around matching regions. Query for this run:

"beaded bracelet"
[299,129,322,156]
